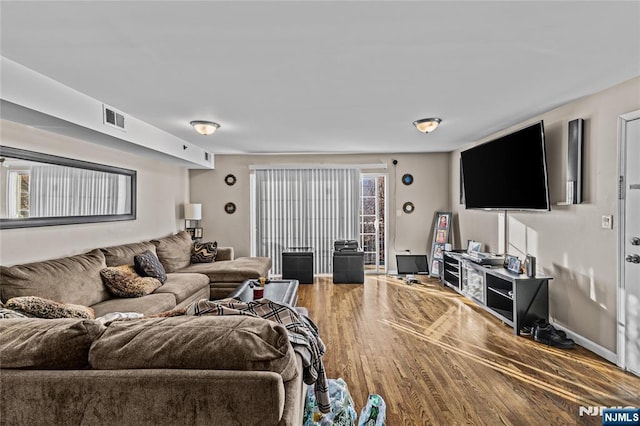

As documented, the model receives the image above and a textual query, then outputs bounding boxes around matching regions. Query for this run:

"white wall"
[190,152,449,271]
[0,120,189,265]
[449,77,640,354]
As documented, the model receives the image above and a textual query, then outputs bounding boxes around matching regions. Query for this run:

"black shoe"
[533,319,568,339]
[533,323,575,349]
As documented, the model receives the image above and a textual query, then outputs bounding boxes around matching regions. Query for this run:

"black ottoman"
[282,247,314,284]
[333,251,365,284]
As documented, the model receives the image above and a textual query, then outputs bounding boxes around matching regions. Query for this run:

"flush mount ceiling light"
[190,120,220,136]
[413,118,442,133]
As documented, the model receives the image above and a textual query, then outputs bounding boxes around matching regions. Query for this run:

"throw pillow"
[191,241,218,263]
[134,250,167,283]
[100,265,161,298]
[0,301,29,319]
[5,296,95,319]
[151,231,193,272]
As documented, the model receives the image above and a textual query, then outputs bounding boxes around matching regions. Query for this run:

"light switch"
[601,215,613,230]
[396,209,402,217]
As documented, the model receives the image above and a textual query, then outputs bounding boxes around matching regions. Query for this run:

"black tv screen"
[461,121,550,211]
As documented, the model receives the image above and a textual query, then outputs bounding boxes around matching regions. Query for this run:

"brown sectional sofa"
[0,232,307,425]
[0,231,272,316]
[0,315,306,425]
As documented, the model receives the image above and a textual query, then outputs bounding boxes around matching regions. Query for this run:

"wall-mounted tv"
[461,121,550,211]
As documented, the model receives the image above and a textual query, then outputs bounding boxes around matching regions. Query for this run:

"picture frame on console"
[506,255,521,274]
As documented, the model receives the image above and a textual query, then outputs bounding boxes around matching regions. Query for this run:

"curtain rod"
[248,163,388,170]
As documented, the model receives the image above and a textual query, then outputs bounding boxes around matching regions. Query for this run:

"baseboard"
[550,321,618,364]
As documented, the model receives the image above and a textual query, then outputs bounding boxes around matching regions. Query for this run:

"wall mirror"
[0,146,136,229]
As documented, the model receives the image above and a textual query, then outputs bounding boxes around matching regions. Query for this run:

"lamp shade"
[184,203,202,220]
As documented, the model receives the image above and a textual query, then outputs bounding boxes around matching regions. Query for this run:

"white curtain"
[255,168,360,274]
[29,165,130,217]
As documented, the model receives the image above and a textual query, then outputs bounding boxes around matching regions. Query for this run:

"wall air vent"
[102,105,126,131]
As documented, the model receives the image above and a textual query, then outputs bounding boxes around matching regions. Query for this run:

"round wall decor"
[402,201,415,214]
[401,173,414,185]
[224,202,236,214]
[224,174,237,186]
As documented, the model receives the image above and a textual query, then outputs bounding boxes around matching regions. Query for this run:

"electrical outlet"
[601,215,613,230]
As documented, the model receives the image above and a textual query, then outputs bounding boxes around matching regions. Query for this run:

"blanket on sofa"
[185,298,330,413]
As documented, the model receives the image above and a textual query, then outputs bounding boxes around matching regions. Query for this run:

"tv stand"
[442,252,550,335]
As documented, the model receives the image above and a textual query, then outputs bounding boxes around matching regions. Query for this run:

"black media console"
[442,251,550,335]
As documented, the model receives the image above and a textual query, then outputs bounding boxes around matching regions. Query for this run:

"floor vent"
[103,105,126,131]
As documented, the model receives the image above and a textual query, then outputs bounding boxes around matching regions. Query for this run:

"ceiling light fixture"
[190,120,220,136]
[413,117,442,133]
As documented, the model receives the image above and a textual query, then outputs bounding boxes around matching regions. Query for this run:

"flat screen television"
[461,121,550,211]
[396,255,429,275]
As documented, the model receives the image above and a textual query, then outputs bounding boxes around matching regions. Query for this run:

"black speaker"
[567,118,584,204]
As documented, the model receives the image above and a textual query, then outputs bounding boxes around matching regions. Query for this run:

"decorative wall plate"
[401,173,414,185]
[402,201,415,213]
[224,174,237,186]
[224,202,236,214]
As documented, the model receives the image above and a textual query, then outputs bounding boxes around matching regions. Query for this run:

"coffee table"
[227,279,299,306]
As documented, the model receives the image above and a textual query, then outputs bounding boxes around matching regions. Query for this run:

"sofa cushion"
[100,265,162,298]
[134,250,167,283]
[152,231,193,273]
[178,257,272,283]
[154,273,209,304]
[101,241,157,267]
[90,293,176,318]
[0,249,110,307]
[191,241,218,264]
[89,316,298,381]
[5,296,95,319]
[0,318,105,369]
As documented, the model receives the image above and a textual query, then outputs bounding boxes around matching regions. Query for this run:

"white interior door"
[618,110,640,377]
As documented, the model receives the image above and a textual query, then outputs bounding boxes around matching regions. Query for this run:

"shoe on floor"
[533,322,575,349]
[533,319,568,339]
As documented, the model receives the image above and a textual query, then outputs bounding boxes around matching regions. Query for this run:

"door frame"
[616,109,640,370]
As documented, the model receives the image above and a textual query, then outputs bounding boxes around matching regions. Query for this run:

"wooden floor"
[298,275,640,425]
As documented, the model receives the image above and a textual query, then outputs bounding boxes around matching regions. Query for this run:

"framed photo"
[193,227,203,239]
[437,214,449,229]
[467,240,482,254]
[429,211,451,278]
[506,255,521,274]
[434,244,444,260]
[431,259,440,276]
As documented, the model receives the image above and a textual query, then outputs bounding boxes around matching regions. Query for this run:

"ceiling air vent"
[102,105,126,131]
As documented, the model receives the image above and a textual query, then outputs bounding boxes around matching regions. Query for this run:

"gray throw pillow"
[134,250,167,283]
[191,241,218,263]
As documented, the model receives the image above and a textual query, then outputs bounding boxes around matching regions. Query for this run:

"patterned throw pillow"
[134,250,167,283]
[191,241,218,263]
[5,296,95,319]
[100,265,161,298]
[0,301,29,319]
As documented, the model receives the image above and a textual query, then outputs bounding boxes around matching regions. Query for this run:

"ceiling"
[1,1,638,155]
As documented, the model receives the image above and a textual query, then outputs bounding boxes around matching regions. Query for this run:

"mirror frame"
[0,146,136,229]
